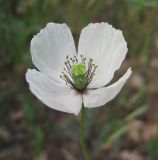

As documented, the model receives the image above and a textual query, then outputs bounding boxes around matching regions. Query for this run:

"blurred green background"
[0,0,158,160]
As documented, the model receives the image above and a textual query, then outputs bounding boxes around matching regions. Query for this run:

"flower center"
[60,55,97,92]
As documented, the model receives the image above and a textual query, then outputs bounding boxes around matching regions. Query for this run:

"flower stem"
[80,102,90,160]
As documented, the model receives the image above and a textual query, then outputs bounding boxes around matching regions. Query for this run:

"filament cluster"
[60,55,98,92]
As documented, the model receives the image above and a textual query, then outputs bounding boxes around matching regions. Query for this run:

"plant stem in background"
[80,102,90,160]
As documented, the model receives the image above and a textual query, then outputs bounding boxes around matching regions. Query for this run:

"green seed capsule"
[71,63,87,90]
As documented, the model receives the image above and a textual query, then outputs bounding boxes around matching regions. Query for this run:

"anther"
[90,58,93,62]
[66,55,69,59]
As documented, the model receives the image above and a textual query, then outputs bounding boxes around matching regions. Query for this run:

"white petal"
[31,22,76,83]
[78,22,127,88]
[26,69,82,115]
[83,68,132,108]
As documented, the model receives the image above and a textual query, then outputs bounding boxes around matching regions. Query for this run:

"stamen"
[60,55,98,91]
[74,56,78,62]
[66,55,69,59]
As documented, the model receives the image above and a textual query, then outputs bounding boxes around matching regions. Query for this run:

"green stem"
[80,102,90,160]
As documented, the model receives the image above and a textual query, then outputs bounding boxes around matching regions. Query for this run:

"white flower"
[26,22,132,115]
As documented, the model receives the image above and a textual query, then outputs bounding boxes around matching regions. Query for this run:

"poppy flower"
[26,22,132,115]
